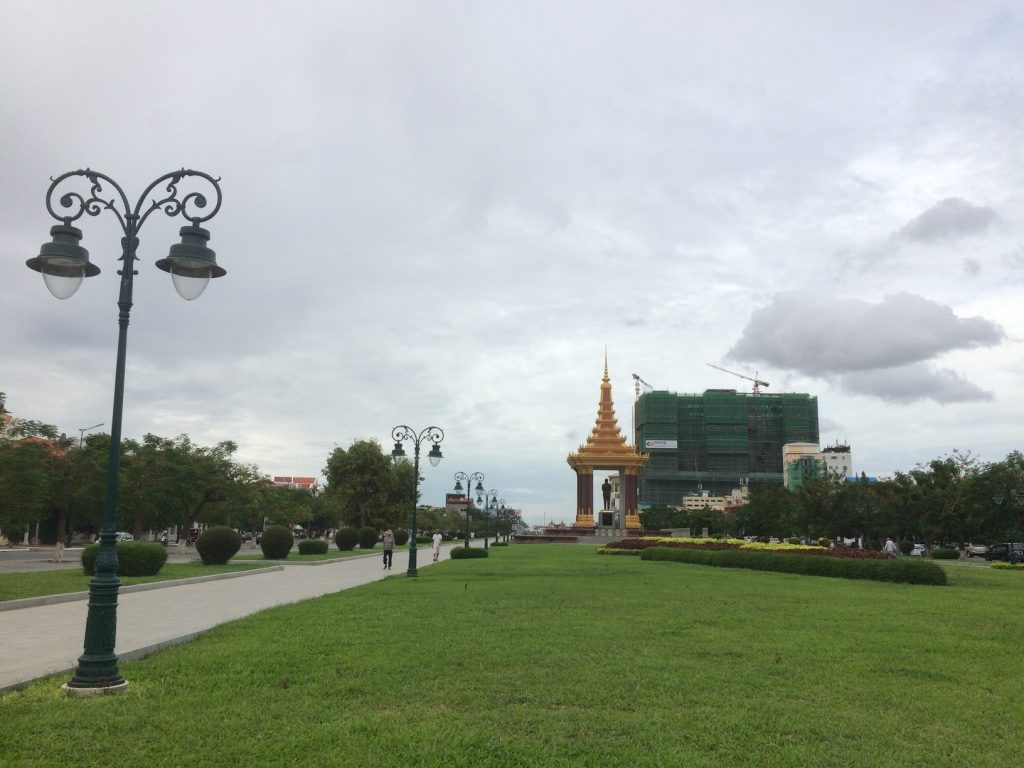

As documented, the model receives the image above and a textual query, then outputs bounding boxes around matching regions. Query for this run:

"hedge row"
[639,546,947,586]
[81,541,167,577]
[299,539,329,555]
[450,547,488,559]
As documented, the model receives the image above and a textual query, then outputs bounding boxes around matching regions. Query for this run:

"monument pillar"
[575,469,594,527]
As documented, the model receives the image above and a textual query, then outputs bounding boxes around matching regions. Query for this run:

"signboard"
[644,439,678,450]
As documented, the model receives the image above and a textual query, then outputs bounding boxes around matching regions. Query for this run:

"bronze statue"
[601,478,612,509]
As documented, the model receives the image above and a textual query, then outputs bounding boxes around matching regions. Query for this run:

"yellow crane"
[707,363,769,395]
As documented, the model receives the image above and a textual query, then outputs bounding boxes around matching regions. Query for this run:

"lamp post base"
[61,680,129,697]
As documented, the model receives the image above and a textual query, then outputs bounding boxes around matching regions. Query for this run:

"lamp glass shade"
[170,266,212,301]
[391,441,409,465]
[453,480,463,492]
[427,443,443,467]
[41,261,85,299]
[155,225,224,300]
[28,224,96,299]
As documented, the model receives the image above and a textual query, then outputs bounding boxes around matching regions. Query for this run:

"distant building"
[675,485,749,512]
[635,388,819,503]
[822,443,853,480]
[272,476,319,494]
[782,443,822,489]
[445,493,471,513]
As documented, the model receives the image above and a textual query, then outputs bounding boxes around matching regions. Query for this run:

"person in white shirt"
[432,530,443,562]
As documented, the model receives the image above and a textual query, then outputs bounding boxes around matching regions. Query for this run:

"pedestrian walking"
[382,529,395,570]
[432,530,443,562]
[883,537,898,556]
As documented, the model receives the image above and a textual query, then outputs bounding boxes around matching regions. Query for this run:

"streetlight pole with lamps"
[28,169,225,695]
[391,425,444,577]
[992,488,1023,565]
[61,422,104,551]
[453,471,484,548]
[478,489,498,550]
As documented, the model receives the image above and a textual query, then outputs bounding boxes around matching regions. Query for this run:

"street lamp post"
[453,472,484,548]
[992,489,1023,564]
[391,426,444,577]
[478,489,498,550]
[64,422,104,548]
[28,169,225,695]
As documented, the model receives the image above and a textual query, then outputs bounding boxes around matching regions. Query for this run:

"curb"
[0,565,283,613]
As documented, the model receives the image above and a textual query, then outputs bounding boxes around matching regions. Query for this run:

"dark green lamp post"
[453,472,484,548]
[479,489,498,550]
[992,489,1023,564]
[391,425,444,577]
[28,169,225,695]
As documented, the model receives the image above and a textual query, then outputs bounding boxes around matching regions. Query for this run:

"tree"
[324,439,405,529]
[0,440,53,543]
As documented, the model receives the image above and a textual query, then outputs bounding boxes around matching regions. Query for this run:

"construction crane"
[707,363,769,395]
[632,373,653,400]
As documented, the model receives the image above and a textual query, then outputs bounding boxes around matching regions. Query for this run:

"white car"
[910,543,926,557]
[114,531,134,541]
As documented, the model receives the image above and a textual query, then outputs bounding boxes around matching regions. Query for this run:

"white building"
[821,443,853,480]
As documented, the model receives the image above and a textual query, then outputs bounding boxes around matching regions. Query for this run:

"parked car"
[983,543,1024,562]
[966,543,989,558]
[910,543,926,557]
[114,531,134,542]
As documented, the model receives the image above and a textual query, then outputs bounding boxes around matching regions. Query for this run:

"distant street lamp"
[478,489,498,550]
[453,472,484,548]
[391,425,444,577]
[28,169,225,695]
[992,488,1023,564]
[65,422,103,547]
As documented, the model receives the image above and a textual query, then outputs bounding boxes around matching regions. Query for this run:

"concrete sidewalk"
[0,544,457,693]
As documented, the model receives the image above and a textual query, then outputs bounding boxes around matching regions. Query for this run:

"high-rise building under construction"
[633,389,819,504]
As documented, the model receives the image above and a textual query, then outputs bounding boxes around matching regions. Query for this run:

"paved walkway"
[0,543,461,693]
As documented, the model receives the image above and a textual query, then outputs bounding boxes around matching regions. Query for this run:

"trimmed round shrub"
[786,537,802,546]
[451,547,488,559]
[358,526,379,549]
[394,529,410,546]
[817,538,831,548]
[260,525,294,559]
[491,541,509,547]
[196,526,242,565]
[299,538,329,555]
[335,527,359,551]
[931,547,959,560]
[898,539,915,556]
[82,541,167,577]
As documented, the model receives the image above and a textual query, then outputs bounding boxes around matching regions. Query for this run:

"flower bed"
[599,537,892,560]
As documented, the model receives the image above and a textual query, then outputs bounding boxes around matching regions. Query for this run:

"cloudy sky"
[2,1,1022,525]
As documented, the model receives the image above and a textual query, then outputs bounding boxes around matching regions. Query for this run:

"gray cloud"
[838,364,993,404]
[727,292,1002,403]
[897,197,999,243]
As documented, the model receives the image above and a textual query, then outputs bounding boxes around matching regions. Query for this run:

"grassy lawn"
[0,562,270,603]
[0,545,1021,767]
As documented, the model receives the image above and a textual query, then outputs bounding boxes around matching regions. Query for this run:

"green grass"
[0,562,269,602]
[1,545,1022,767]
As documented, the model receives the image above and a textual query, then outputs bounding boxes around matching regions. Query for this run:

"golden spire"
[574,356,634,458]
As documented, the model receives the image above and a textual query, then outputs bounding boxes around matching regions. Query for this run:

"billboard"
[644,439,678,450]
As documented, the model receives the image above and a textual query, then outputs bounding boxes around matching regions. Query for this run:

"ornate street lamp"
[391,425,444,577]
[992,489,1023,564]
[478,489,498,550]
[28,169,225,695]
[453,471,484,548]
